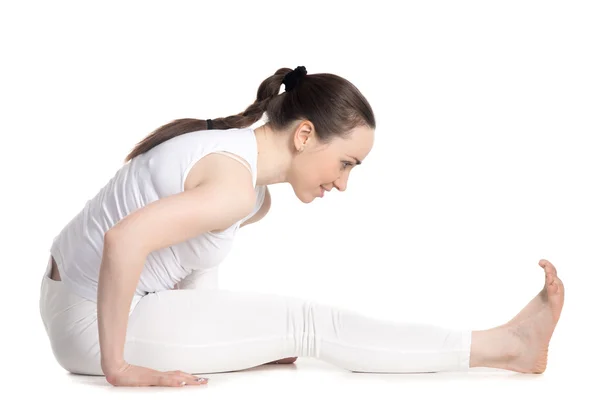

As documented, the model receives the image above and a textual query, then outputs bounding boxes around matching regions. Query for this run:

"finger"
[177,375,208,386]
[172,370,197,380]
[172,370,209,385]
[157,374,188,387]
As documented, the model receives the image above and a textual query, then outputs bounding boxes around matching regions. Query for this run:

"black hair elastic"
[206,119,213,130]
[283,66,307,92]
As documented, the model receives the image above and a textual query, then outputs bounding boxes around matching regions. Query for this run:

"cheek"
[292,161,318,187]
[317,163,340,184]
[305,165,324,185]
[295,157,338,187]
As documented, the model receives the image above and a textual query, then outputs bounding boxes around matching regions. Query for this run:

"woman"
[39,66,564,387]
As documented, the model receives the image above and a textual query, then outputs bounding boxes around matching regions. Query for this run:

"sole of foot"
[504,259,565,373]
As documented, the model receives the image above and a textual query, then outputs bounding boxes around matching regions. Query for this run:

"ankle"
[469,327,518,369]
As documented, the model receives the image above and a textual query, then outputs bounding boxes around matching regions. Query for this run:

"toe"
[555,275,564,294]
[539,259,557,277]
[547,274,565,297]
[547,277,559,295]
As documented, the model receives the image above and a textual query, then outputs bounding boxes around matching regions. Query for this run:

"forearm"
[97,231,147,373]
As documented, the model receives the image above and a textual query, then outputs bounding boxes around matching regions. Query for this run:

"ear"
[293,120,315,152]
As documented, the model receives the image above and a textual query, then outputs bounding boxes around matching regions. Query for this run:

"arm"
[97,153,256,384]
[240,186,271,228]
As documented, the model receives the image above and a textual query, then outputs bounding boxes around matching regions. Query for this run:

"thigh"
[124,288,305,374]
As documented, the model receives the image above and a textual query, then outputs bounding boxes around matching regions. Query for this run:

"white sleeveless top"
[49,126,266,304]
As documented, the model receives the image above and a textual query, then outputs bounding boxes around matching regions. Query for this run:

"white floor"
[31,342,590,400]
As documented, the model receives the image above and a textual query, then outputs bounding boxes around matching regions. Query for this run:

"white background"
[1,0,598,398]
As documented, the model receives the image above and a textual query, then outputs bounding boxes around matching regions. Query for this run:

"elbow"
[104,227,126,250]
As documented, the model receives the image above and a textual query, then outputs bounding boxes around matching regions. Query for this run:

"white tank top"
[49,126,266,304]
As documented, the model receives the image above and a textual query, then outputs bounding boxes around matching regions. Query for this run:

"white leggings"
[39,256,472,376]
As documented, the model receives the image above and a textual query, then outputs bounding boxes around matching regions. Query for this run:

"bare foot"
[503,259,565,373]
[503,259,560,327]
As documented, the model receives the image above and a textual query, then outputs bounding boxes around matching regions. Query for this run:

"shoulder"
[183,151,256,211]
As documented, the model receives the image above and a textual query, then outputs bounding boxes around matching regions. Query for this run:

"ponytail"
[123,68,291,162]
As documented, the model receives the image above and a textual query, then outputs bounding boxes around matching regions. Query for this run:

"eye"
[342,161,353,169]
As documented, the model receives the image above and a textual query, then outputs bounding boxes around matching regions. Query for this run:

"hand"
[105,362,209,387]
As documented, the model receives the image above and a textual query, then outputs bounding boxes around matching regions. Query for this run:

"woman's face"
[288,122,374,203]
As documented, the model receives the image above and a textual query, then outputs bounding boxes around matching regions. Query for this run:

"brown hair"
[123,67,376,162]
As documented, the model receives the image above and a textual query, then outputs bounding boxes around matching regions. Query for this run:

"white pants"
[39,255,472,376]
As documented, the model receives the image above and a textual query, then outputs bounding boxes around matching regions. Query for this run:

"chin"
[292,187,315,204]
[297,193,314,204]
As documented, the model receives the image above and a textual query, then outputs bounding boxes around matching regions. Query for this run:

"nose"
[333,174,349,192]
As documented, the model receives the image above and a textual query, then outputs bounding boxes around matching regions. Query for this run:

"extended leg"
[123,288,472,374]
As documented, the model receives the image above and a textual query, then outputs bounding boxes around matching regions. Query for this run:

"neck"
[253,123,293,186]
